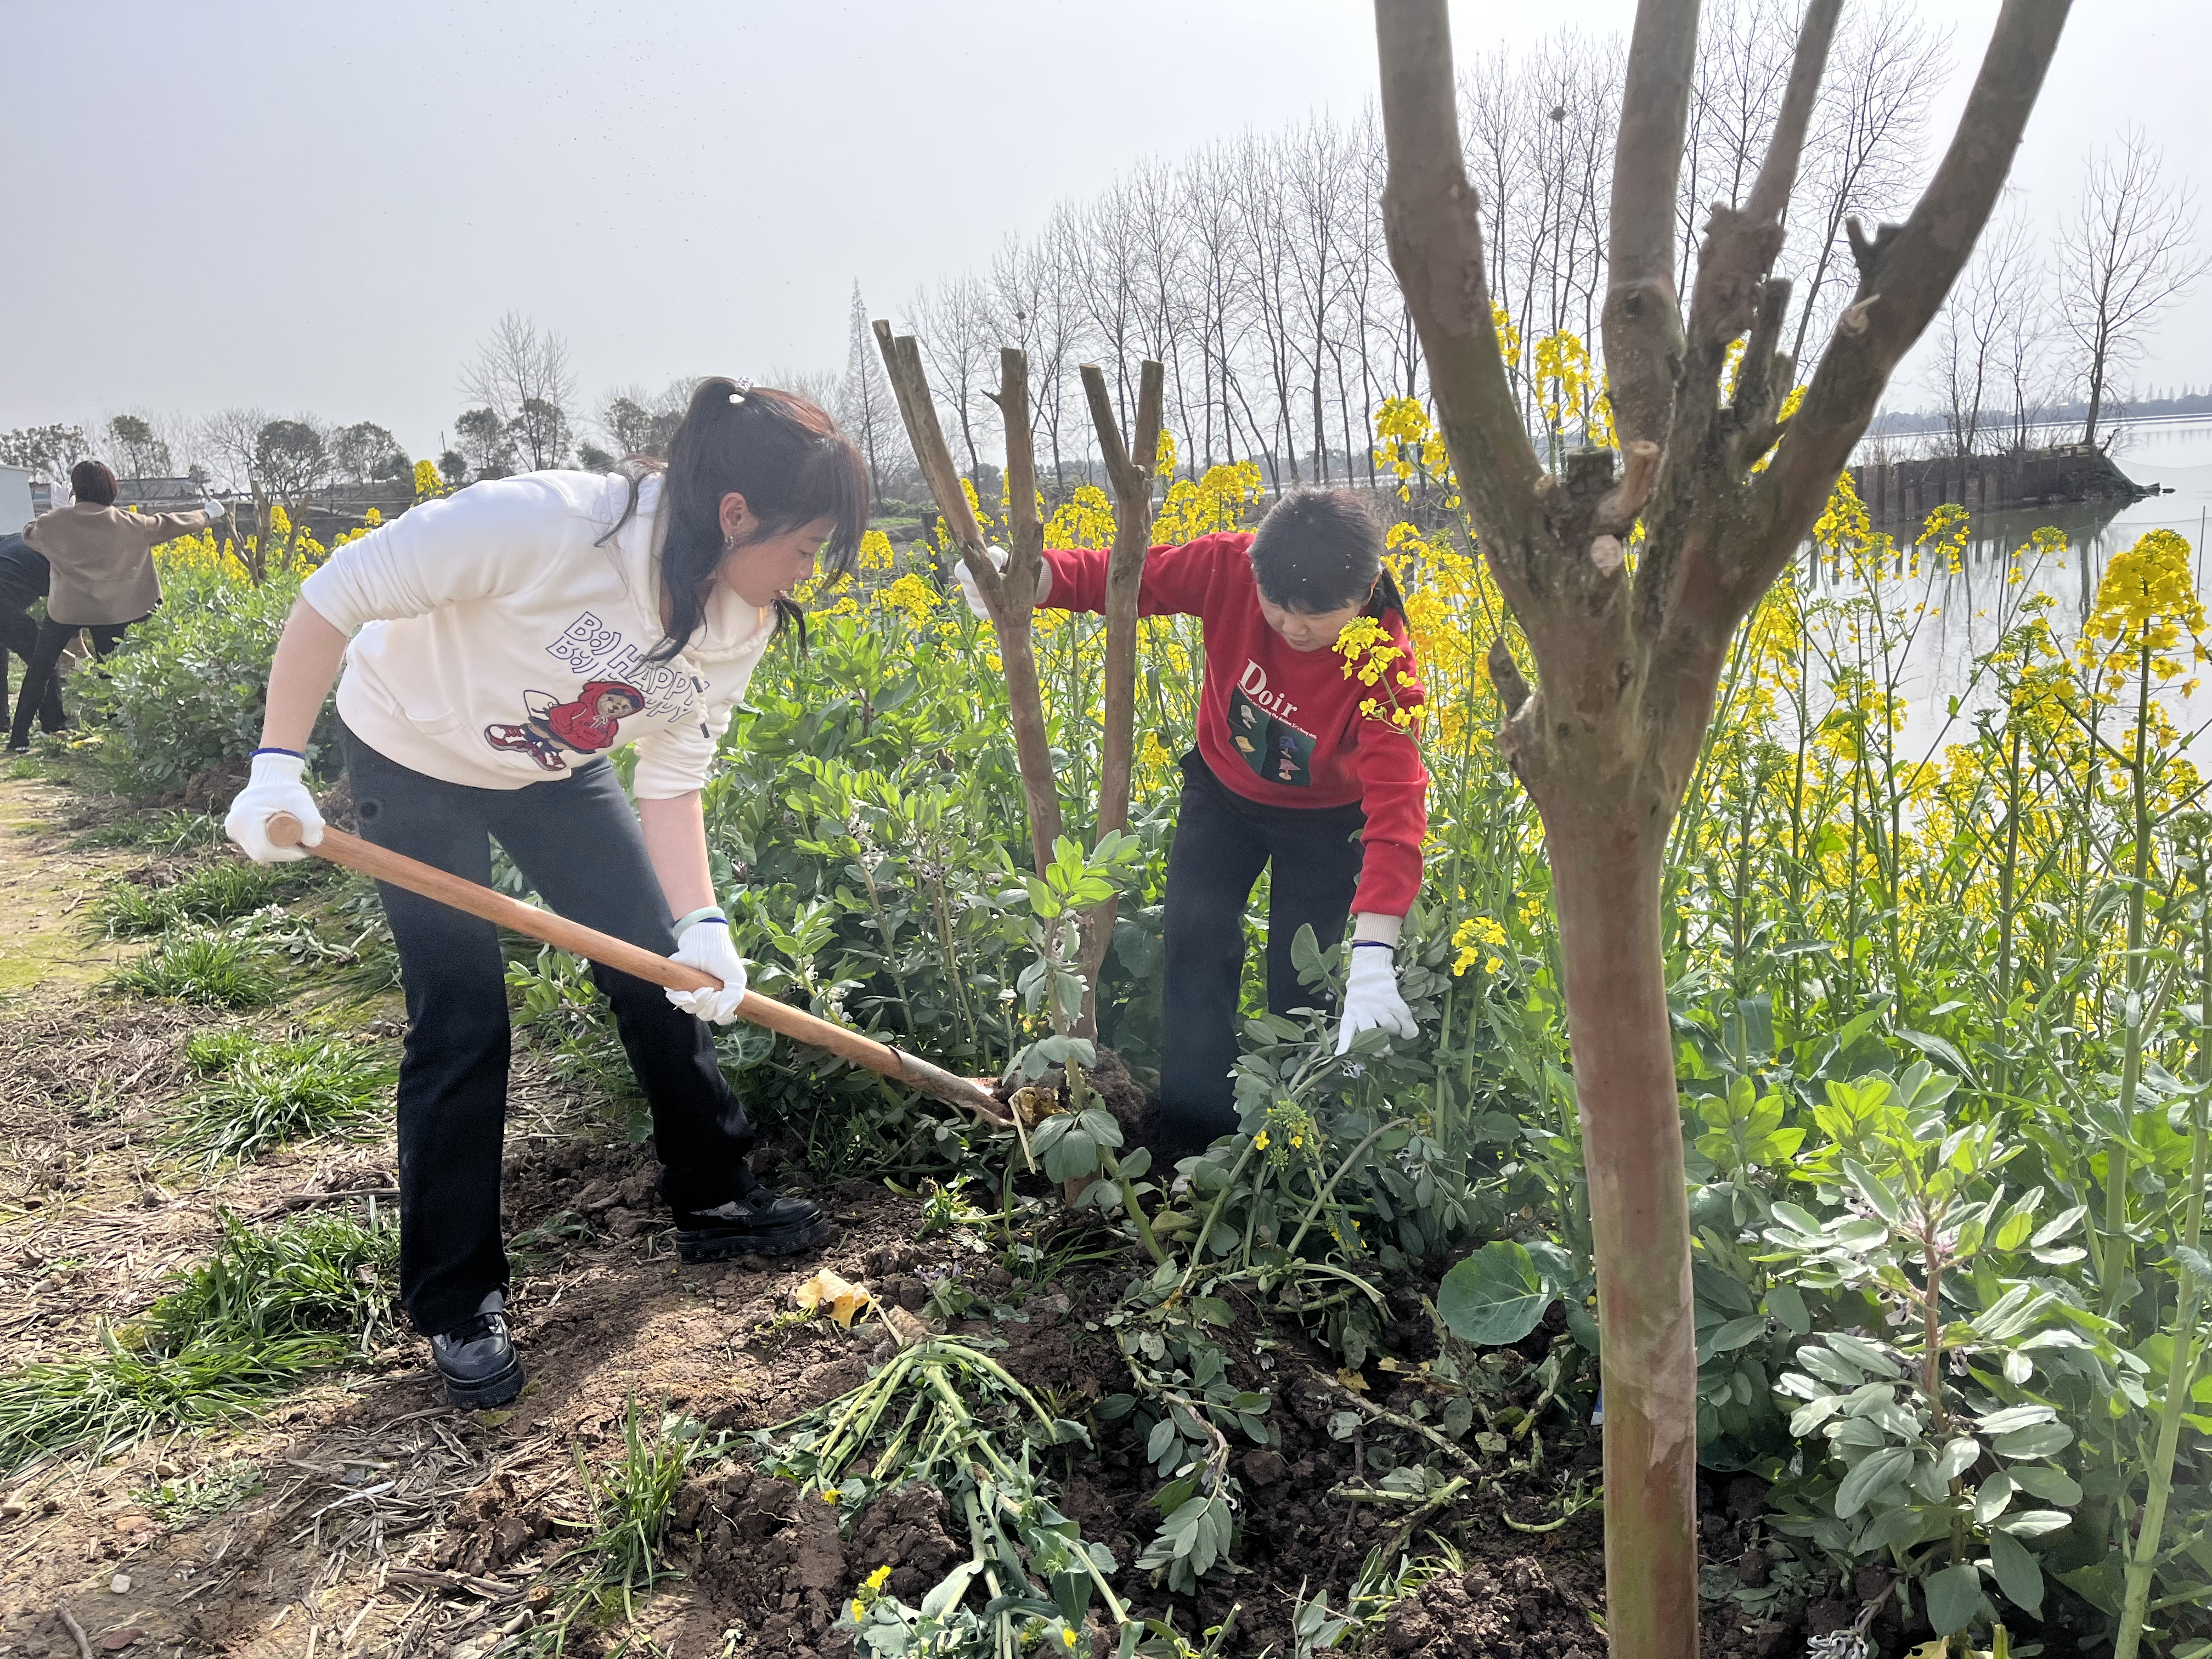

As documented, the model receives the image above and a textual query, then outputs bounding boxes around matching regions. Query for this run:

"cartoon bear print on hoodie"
[483,679,647,772]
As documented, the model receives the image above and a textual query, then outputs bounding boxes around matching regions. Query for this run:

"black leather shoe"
[430,1291,524,1409]
[674,1185,830,1261]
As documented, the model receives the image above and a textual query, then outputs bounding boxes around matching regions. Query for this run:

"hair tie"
[727,377,754,407]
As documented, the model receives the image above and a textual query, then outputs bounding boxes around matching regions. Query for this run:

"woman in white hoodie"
[225,380,866,1407]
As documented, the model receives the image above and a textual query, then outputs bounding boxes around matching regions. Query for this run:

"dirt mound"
[1379,1559,1601,1658]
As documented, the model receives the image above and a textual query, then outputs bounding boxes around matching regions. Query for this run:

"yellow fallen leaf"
[793,1268,874,1330]
[1336,1368,1369,1392]
[1009,1085,1063,1128]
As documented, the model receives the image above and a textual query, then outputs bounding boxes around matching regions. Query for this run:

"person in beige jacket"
[8,459,224,749]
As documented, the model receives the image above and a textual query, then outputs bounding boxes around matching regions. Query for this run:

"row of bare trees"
[1923,127,2205,455]
[890,1,1954,496]
[889,4,2197,490]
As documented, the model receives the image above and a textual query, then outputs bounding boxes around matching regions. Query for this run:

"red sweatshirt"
[1041,532,1429,917]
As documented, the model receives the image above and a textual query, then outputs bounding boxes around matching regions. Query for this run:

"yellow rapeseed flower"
[2083,527,2207,691]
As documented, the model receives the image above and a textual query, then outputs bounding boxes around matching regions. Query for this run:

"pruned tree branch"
[877,323,1065,873]
[996,347,1046,602]
[874,321,986,566]
[1594,440,1663,538]
[1076,358,1164,1034]
[1601,0,1699,446]
[1733,0,2072,608]
[1373,0,1547,558]
[1742,0,1842,226]
[1686,0,1841,355]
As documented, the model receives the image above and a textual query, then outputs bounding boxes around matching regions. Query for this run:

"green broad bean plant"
[1754,1063,2119,1639]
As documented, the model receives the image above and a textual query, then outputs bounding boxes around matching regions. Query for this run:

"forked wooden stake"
[264,813,1009,1126]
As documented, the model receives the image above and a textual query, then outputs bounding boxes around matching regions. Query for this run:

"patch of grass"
[136,1459,266,1525]
[517,1401,723,1652]
[93,859,296,938]
[0,1336,338,1474]
[109,927,279,1007]
[146,1208,399,1353]
[0,1209,399,1473]
[572,1403,718,1620]
[75,808,230,854]
[92,878,176,937]
[165,1030,392,1167]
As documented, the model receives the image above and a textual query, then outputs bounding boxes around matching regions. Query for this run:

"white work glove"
[201,498,227,522]
[224,749,324,864]
[665,917,748,1024]
[1335,945,1418,1056]
[952,544,1049,619]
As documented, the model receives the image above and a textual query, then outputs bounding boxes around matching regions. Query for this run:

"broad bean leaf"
[1438,1240,1551,1347]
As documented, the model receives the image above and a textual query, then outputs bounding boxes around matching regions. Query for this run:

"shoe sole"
[675,1218,834,1262]
[441,1353,525,1410]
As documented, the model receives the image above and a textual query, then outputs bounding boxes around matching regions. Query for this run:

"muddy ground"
[0,770,1843,1658]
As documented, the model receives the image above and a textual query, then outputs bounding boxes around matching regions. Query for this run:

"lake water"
[1814,417,2212,754]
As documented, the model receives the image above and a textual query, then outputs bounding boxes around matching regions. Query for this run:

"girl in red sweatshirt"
[960,488,1429,1161]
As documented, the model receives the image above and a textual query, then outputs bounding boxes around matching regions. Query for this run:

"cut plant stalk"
[263,813,1009,1127]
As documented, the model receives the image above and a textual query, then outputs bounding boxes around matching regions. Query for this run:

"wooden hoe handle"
[265,813,1008,1126]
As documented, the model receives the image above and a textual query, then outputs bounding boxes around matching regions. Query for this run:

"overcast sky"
[4,0,2205,469]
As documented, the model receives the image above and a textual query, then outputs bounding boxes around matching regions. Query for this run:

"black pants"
[1,609,65,737]
[1158,752,1365,1158]
[342,725,758,1335]
[8,616,135,749]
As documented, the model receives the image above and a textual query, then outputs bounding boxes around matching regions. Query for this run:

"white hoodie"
[300,470,773,799]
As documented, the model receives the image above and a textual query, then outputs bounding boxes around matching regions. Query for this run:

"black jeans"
[1158,752,1365,1158]
[8,616,133,748]
[342,725,758,1335]
[1,609,65,737]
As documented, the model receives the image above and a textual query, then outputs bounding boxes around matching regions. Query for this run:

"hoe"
[266,813,1009,1127]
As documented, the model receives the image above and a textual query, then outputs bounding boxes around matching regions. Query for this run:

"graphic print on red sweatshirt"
[1228,662,1318,787]
[483,680,646,774]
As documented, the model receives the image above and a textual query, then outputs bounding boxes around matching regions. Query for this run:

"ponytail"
[1367,564,1407,624]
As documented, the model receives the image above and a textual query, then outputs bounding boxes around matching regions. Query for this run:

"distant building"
[114,476,205,510]
[0,465,31,530]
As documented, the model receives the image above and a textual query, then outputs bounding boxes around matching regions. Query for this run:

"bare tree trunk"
[1075,361,1164,1034]
[876,325,1063,879]
[1550,817,1696,1657]
[1374,3,2068,1654]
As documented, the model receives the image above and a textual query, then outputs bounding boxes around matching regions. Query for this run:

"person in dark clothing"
[0,535,67,736]
[225,381,867,1409]
[957,488,1431,1164]
[11,460,224,750]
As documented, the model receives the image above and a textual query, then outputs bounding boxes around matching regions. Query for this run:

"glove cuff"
[675,908,729,935]
[248,749,307,785]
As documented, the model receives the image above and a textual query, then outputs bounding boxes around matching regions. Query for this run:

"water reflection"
[1815,417,2212,754]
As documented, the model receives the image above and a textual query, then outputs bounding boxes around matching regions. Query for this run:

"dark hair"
[71,460,117,506]
[599,378,868,661]
[1248,486,1404,620]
